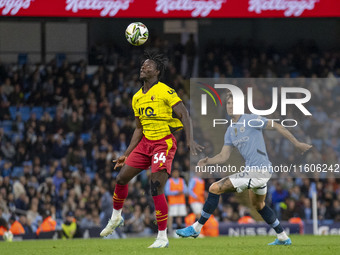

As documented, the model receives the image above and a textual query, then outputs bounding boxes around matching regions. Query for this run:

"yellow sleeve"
[164,87,182,107]
[132,95,140,117]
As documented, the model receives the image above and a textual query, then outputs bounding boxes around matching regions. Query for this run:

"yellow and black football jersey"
[132,82,183,140]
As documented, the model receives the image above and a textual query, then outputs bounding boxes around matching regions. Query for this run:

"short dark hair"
[226,91,233,101]
[143,50,168,78]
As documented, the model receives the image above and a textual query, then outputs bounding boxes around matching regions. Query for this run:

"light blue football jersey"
[224,114,272,168]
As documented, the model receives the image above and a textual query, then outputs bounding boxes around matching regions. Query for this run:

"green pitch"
[1,235,339,255]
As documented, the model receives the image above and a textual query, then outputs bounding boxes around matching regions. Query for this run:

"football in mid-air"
[3,231,13,242]
[125,22,149,46]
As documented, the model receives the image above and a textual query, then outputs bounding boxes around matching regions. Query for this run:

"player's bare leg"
[177,177,236,238]
[148,169,169,248]
[248,190,291,245]
[209,177,237,194]
[100,165,143,237]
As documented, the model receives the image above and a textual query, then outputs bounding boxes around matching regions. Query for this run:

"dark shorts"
[125,134,177,175]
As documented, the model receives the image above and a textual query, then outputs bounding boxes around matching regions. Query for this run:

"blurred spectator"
[79,211,96,229]
[281,198,304,221]
[185,212,219,237]
[0,193,9,216]
[15,193,29,212]
[61,211,81,239]
[272,182,289,219]
[165,169,188,234]
[53,169,65,194]
[1,162,12,178]
[36,210,56,236]
[27,202,41,232]
[99,184,113,229]
[302,198,312,220]
[201,214,219,237]
[12,176,26,199]
[289,217,304,234]
[0,222,8,236]
[9,214,25,235]
[1,141,15,160]
[19,215,33,234]
[188,172,205,219]
[0,207,9,236]
[124,204,146,235]
[2,78,13,96]
[238,213,256,224]
[143,205,158,234]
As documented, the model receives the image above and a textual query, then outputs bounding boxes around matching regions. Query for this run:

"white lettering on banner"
[0,0,33,15]
[65,0,132,17]
[228,227,291,236]
[156,0,227,17]
[248,0,319,17]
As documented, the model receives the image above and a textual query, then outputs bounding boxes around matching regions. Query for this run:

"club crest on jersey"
[151,95,155,101]
[240,127,245,133]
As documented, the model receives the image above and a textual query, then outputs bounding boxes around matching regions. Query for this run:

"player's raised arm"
[113,118,143,169]
[198,145,232,166]
[266,121,312,154]
[172,102,204,155]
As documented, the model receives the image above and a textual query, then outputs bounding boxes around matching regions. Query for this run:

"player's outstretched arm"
[267,121,312,154]
[113,118,143,169]
[198,145,232,167]
[173,102,204,155]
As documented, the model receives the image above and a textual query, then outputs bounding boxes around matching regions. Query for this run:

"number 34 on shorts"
[153,152,166,164]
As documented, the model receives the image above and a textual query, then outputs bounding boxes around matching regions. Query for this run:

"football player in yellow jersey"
[100,51,203,248]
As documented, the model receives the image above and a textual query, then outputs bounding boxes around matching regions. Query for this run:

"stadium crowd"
[0,38,339,238]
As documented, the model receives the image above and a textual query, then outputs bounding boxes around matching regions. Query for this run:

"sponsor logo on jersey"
[139,107,156,116]
[232,136,249,146]
[167,89,176,95]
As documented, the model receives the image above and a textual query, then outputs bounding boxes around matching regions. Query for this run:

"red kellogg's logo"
[65,0,132,17]
[0,0,33,15]
[248,0,319,17]
[155,0,227,17]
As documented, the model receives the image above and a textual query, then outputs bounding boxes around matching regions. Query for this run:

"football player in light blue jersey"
[177,92,312,245]
[224,113,272,169]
